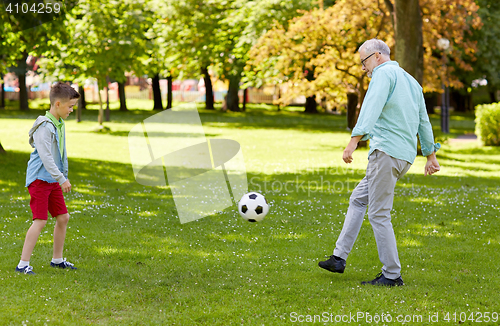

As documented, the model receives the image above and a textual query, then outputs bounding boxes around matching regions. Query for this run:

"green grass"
[1,102,499,325]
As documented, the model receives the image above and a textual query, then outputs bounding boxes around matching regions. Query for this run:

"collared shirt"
[45,111,65,159]
[351,61,440,164]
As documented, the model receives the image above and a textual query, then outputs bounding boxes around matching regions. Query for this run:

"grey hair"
[359,39,390,56]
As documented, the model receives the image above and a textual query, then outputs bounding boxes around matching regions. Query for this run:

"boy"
[16,82,80,275]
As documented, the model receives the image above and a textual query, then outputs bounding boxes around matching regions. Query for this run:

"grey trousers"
[333,150,411,279]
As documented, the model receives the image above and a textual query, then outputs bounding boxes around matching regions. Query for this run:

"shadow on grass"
[2,103,479,139]
[0,105,351,133]
[1,148,499,300]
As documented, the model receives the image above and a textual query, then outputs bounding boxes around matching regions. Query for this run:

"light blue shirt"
[352,61,440,164]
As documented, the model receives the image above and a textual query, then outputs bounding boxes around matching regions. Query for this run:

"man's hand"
[343,135,363,164]
[61,179,72,193]
[424,152,440,176]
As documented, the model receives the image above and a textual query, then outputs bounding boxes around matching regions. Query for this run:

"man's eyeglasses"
[361,52,379,67]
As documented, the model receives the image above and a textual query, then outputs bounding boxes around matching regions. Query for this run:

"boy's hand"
[61,180,72,193]
[424,153,440,176]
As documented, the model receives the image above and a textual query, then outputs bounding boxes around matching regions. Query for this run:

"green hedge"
[475,102,500,146]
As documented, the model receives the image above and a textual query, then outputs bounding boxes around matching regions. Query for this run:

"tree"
[384,0,424,84]
[0,1,73,111]
[166,0,228,110]
[385,0,481,92]
[247,1,392,113]
[455,0,500,103]
[38,0,155,120]
[219,0,312,111]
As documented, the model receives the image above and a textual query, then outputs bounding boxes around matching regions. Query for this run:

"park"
[1,0,500,325]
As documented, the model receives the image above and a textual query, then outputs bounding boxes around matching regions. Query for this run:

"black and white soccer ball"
[238,192,269,222]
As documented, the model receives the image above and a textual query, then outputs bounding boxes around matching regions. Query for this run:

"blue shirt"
[351,61,440,164]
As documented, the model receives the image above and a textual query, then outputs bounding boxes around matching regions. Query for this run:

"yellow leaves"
[247,1,391,106]
[421,0,481,92]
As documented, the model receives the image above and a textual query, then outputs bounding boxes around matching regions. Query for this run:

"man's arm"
[417,93,441,176]
[343,135,363,164]
[424,152,440,176]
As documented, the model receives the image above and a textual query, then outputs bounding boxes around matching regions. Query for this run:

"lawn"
[0,101,499,325]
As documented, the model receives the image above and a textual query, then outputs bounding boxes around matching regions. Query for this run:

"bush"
[475,102,500,146]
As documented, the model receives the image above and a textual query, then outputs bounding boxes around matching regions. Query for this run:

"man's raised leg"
[333,177,369,260]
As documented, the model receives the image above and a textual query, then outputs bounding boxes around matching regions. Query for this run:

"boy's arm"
[33,124,67,185]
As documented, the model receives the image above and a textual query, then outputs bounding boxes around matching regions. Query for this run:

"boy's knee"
[33,219,48,229]
[56,213,70,224]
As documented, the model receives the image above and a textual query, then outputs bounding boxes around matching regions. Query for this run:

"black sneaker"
[318,255,346,273]
[361,272,404,286]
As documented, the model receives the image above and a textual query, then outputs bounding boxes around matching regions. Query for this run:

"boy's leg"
[53,213,69,259]
[21,219,47,261]
[46,181,69,260]
[21,179,51,263]
[51,213,76,270]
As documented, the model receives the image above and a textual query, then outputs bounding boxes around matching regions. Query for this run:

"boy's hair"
[49,82,80,105]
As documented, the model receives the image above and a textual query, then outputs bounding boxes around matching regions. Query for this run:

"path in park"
[449,133,478,144]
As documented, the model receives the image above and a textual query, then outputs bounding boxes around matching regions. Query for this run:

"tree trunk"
[242,88,248,111]
[78,83,86,110]
[98,81,104,126]
[76,84,83,122]
[488,90,497,103]
[202,66,214,110]
[392,0,424,85]
[275,85,281,111]
[451,90,470,112]
[105,77,111,121]
[118,81,127,111]
[16,55,30,111]
[152,73,163,110]
[424,92,437,114]
[0,141,5,153]
[0,74,5,109]
[347,92,358,130]
[346,91,368,148]
[304,95,318,113]
[227,75,241,112]
[167,76,173,109]
[18,72,29,111]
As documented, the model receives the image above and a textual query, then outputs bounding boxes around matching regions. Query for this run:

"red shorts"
[28,179,68,220]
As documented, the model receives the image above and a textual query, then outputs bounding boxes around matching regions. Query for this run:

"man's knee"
[368,210,392,226]
[349,193,367,208]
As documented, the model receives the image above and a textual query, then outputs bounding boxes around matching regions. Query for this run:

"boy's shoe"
[361,272,404,286]
[15,265,35,275]
[318,255,346,273]
[50,259,77,270]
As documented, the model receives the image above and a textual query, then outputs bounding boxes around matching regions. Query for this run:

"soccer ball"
[238,192,269,222]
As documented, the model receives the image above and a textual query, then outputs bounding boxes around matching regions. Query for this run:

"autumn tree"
[247,0,393,114]
[384,0,481,91]
[218,0,313,112]
[384,0,424,84]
